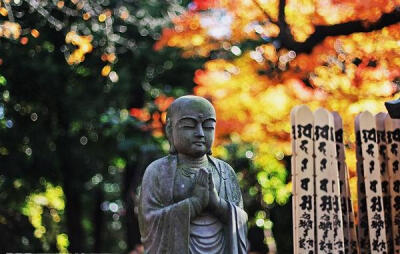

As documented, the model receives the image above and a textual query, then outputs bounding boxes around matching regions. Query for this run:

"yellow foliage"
[285,0,315,42]
[57,233,69,253]
[98,13,106,22]
[22,183,68,251]
[156,0,400,56]
[65,31,93,65]
[0,7,8,16]
[191,24,400,207]
[155,0,281,57]
[0,21,21,39]
[153,0,400,208]
[101,65,111,76]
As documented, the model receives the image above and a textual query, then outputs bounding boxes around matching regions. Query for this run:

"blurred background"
[0,0,399,252]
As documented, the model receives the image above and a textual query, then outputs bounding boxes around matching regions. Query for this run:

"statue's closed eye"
[203,126,214,130]
[179,119,196,128]
[202,120,215,129]
[178,118,215,129]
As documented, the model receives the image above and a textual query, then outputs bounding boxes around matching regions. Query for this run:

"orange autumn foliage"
[154,95,174,112]
[130,94,174,137]
[194,24,400,175]
[130,108,151,122]
[155,0,400,206]
[156,0,400,55]
[154,0,280,57]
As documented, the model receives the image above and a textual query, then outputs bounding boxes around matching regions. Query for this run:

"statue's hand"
[191,168,210,212]
[207,171,229,222]
[208,172,220,211]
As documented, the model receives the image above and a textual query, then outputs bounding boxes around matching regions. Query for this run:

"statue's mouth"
[193,141,205,145]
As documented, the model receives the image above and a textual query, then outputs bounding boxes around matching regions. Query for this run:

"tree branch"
[277,0,400,53]
[251,0,277,25]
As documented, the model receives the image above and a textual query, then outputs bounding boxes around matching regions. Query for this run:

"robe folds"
[138,155,248,254]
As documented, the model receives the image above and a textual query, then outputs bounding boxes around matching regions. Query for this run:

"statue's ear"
[166,118,177,154]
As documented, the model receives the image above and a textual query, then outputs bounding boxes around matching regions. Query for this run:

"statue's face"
[171,100,216,158]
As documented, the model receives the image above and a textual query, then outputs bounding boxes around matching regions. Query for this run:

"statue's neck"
[177,154,208,168]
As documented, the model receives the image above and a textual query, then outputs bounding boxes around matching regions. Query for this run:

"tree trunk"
[124,160,142,250]
[63,174,84,252]
[124,146,160,250]
[93,187,104,252]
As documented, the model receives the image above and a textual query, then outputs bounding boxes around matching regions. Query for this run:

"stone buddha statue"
[138,95,248,253]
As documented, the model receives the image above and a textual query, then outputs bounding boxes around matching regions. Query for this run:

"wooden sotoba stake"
[345,166,359,254]
[291,106,300,254]
[355,114,370,253]
[314,108,333,253]
[333,112,350,252]
[359,111,387,253]
[385,115,400,253]
[376,112,393,252]
[293,105,315,253]
[292,109,397,253]
[333,112,359,254]
[314,108,345,253]
[327,111,345,253]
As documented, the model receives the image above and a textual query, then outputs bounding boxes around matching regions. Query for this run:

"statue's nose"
[195,124,205,137]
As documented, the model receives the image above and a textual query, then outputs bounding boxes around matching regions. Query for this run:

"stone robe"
[138,155,247,254]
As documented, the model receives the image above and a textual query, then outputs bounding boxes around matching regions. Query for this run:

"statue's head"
[166,95,216,158]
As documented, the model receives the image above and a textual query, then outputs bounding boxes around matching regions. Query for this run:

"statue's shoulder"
[145,156,169,169]
[143,155,175,179]
[210,156,234,170]
[209,156,238,178]
[211,156,243,205]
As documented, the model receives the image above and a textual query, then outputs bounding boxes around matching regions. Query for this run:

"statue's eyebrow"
[202,118,216,122]
[178,116,216,122]
[178,116,197,121]
[177,117,197,125]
